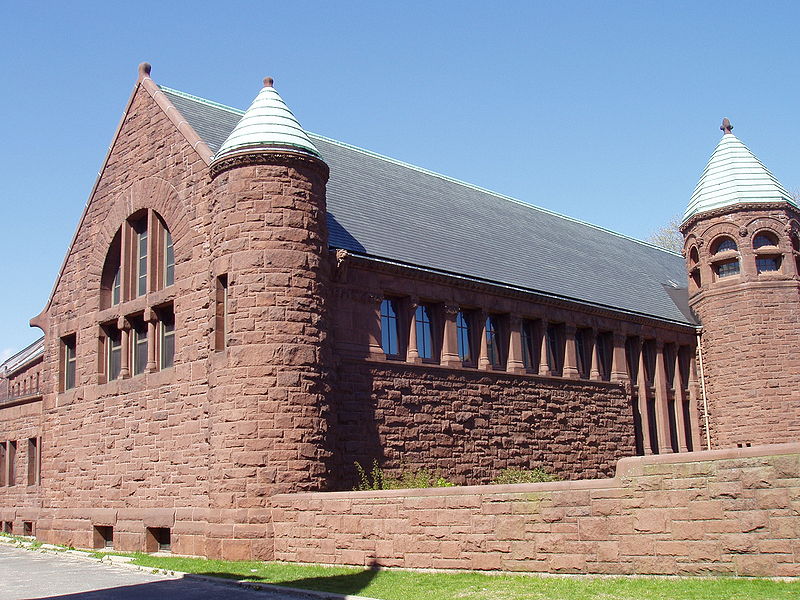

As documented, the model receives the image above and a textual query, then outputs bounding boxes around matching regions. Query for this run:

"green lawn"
[125,554,800,600]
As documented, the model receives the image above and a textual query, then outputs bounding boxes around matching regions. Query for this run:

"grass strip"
[124,554,800,600]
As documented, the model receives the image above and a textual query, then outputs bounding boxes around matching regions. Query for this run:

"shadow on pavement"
[26,564,381,599]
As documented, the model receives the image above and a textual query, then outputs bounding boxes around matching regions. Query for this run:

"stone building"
[0,64,796,559]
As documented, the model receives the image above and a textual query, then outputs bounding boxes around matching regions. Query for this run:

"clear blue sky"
[2,1,799,355]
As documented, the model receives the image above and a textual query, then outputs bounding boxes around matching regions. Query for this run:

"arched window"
[753,232,778,249]
[711,236,740,278]
[100,210,175,308]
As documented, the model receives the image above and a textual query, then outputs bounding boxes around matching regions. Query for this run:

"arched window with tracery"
[98,209,176,383]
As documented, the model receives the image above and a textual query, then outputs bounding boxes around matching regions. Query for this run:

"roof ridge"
[161,85,681,257]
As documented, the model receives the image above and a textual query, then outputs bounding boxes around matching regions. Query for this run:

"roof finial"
[720,117,733,135]
[138,62,152,80]
[263,77,274,88]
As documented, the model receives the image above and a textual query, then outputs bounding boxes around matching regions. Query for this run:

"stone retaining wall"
[272,443,800,577]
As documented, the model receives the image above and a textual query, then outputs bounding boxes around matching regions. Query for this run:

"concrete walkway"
[0,544,373,600]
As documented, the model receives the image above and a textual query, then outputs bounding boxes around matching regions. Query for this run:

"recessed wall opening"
[94,525,114,549]
[146,527,171,552]
[22,521,33,536]
[2,522,11,534]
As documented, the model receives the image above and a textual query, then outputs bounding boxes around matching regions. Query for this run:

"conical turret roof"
[683,121,795,222]
[214,78,321,161]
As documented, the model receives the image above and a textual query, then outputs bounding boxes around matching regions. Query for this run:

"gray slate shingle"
[162,88,694,326]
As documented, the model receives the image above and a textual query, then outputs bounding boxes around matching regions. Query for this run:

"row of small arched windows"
[688,230,794,288]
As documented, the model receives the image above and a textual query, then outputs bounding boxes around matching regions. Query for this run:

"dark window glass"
[112,267,121,305]
[625,337,639,381]
[107,329,122,381]
[63,336,76,391]
[642,341,656,387]
[415,305,434,360]
[575,329,592,379]
[215,275,228,351]
[546,324,563,376]
[164,230,175,287]
[753,233,776,248]
[27,438,38,486]
[521,320,537,369]
[717,260,740,277]
[715,238,737,253]
[160,309,175,370]
[756,257,779,273]
[0,443,5,486]
[380,299,399,356]
[133,220,148,297]
[7,441,16,487]
[456,311,472,362]
[597,333,612,381]
[485,316,501,367]
[132,320,148,376]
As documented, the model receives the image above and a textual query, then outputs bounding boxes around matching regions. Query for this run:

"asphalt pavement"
[0,544,341,600]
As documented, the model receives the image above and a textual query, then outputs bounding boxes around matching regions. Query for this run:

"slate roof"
[684,132,795,222]
[162,86,694,326]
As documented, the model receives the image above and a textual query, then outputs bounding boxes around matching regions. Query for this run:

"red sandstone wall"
[0,401,43,531]
[9,81,218,557]
[330,360,634,487]
[272,443,800,577]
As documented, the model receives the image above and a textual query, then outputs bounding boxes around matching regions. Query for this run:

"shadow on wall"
[327,212,367,254]
[28,566,381,599]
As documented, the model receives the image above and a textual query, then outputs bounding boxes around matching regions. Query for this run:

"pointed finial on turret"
[138,62,152,80]
[720,118,733,135]
[263,77,274,88]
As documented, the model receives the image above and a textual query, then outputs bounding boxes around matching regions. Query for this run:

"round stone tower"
[680,119,800,448]
[207,77,331,510]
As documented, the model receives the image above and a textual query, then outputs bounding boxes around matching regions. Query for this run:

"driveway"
[0,544,329,600]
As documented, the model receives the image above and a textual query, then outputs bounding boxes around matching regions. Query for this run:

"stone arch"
[88,177,192,288]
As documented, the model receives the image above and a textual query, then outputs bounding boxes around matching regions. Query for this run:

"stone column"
[653,341,673,454]
[562,324,579,379]
[506,315,525,374]
[672,346,689,452]
[406,299,420,364]
[478,312,491,371]
[538,321,550,376]
[636,339,653,455]
[589,330,602,381]
[367,294,384,359]
[610,333,628,383]
[118,317,130,379]
[441,304,461,367]
[145,307,158,373]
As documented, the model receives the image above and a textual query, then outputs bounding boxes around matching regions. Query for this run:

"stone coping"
[274,442,800,501]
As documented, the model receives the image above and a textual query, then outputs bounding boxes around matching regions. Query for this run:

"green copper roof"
[213,79,321,161]
[683,129,794,222]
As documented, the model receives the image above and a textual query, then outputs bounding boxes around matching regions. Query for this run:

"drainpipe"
[696,328,711,450]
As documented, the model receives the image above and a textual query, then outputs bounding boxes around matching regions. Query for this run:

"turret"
[680,119,800,447]
[207,77,331,510]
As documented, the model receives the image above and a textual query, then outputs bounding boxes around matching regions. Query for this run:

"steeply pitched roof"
[162,86,694,326]
[215,79,321,161]
[684,132,795,222]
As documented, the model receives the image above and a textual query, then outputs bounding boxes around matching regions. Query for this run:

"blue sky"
[2,1,800,355]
